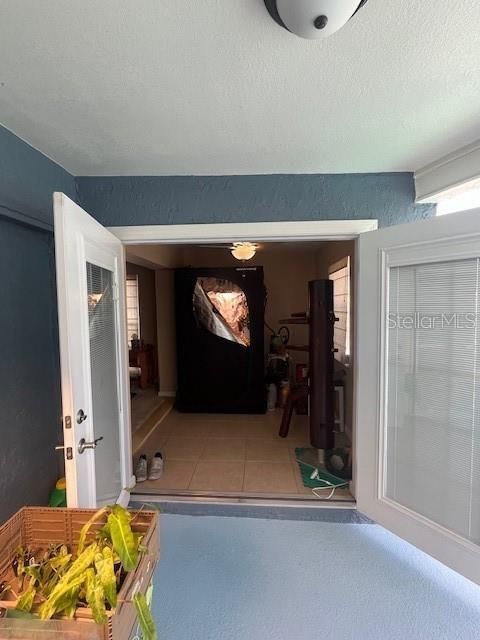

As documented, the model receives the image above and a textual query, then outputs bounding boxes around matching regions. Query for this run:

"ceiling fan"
[197,242,260,261]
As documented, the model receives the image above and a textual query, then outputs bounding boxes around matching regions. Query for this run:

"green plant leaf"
[53,583,81,618]
[133,592,157,640]
[61,601,78,619]
[48,553,72,572]
[39,562,53,587]
[16,578,36,613]
[24,565,41,583]
[78,507,108,555]
[38,574,85,620]
[98,521,111,541]
[107,505,138,572]
[38,544,98,620]
[61,543,98,584]
[42,575,60,598]
[85,568,108,624]
[94,547,117,608]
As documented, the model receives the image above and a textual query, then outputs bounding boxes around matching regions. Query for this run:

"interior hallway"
[133,409,353,500]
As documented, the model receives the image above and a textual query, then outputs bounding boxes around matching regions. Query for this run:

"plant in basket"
[2,505,157,639]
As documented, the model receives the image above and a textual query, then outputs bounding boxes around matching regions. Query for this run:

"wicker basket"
[0,507,159,640]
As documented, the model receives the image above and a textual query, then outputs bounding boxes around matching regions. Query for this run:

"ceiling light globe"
[231,243,257,261]
[268,0,367,40]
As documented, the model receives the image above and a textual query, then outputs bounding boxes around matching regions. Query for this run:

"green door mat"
[295,448,349,490]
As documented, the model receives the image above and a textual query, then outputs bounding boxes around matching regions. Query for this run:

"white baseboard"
[158,391,176,397]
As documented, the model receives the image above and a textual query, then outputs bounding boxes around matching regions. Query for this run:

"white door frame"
[109,218,375,500]
[108,220,378,245]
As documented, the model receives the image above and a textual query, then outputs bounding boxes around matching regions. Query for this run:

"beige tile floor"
[130,386,164,432]
[133,409,354,501]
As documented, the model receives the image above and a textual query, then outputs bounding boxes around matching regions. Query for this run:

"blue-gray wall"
[0,126,77,229]
[77,174,435,228]
[0,125,76,521]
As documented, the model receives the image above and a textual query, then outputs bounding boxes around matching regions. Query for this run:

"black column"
[308,280,335,450]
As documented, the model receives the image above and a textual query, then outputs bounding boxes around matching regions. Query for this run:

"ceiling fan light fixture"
[264,0,369,40]
[231,242,258,261]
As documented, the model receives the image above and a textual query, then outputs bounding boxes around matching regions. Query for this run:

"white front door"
[356,206,480,585]
[54,192,133,508]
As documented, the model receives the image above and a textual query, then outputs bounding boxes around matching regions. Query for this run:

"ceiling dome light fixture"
[264,0,369,40]
[231,242,258,261]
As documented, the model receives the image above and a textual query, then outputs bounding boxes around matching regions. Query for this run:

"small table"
[129,346,155,388]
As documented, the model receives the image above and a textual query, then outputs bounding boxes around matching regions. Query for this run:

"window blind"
[126,274,140,344]
[386,258,480,544]
[86,262,121,501]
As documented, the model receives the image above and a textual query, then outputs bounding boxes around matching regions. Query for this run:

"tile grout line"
[186,456,201,490]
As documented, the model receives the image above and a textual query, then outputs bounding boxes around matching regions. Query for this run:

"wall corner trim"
[415,140,480,202]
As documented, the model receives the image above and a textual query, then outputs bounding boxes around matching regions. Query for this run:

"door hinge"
[113,281,119,301]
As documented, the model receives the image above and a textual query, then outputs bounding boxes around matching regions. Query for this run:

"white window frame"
[329,256,351,365]
[126,273,141,346]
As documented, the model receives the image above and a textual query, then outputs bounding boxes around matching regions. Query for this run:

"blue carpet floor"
[152,514,480,640]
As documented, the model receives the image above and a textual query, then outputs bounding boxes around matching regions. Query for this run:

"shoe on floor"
[148,451,164,481]
[135,454,148,483]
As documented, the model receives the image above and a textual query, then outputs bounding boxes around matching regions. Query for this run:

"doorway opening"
[123,237,358,503]
[125,261,169,438]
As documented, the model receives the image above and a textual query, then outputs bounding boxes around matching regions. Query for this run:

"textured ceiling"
[0,0,479,176]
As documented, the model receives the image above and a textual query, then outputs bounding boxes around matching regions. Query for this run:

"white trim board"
[415,139,480,202]
[109,220,378,244]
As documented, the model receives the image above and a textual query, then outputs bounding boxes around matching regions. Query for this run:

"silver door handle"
[78,436,104,454]
[55,444,74,460]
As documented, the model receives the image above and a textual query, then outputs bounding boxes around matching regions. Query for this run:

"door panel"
[356,207,480,585]
[54,192,133,507]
